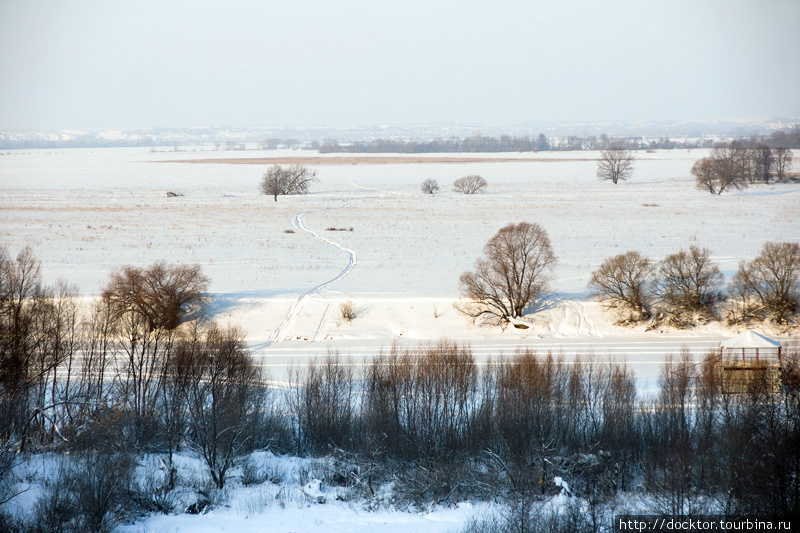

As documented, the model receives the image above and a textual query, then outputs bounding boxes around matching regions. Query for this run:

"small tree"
[421,178,440,194]
[452,174,488,194]
[656,246,723,318]
[597,147,634,184]
[729,241,800,323]
[458,222,556,322]
[589,251,654,321]
[259,164,319,202]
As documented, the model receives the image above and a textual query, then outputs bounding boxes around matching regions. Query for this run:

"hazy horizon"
[1,0,799,131]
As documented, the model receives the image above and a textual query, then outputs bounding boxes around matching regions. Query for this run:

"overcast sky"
[1,0,798,130]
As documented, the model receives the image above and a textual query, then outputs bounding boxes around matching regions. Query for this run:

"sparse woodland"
[2,235,800,532]
[693,140,795,194]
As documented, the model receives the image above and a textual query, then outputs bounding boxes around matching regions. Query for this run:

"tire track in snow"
[350,183,403,196]
[314,303,335,342]
[546,299,599,338]
[263,208,358,346]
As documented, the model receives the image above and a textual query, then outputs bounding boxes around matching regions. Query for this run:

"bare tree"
[259,164,319,202]
[729,241,800,323]
[452,174,488,194]
[101,262,208,447]
[750,144,774,184]
[177,324,265,489]
[102,261,208,331]
[458,222,556,322]
[421,178,440,194]
[597,147,634,184]
[692,143,748,195]
[774,147,793,182]
[589,251,654,321]
[656,246,723,318]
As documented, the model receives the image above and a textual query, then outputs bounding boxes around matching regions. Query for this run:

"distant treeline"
[316,125,800,153]
[4,124,799,152]
[0,136,158,150]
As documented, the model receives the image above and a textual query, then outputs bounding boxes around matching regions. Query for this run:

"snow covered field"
[2,147,798,389]
[2,146,799,532]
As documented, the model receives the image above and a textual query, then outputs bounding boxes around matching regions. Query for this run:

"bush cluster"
[590,242,800,327]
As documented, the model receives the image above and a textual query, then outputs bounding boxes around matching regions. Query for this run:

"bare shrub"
[452,174,487,194]
[656,246,723,324]
[64,452,134,533]
[289,352,355,453]
[259,164,318,202]
[30,461,78,533]
[493,350,569,463]
[458,222,556,322]
[421,178,440,194]
[340,300,356,321]
[589,250,654,322]
[364,341,478,460]
[729,241,800,323]
[597,146,634,184]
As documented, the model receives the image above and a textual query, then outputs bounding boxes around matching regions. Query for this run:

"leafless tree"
[452,174,488,194]
[729,241,800,323]
[259,164,319,202]
[656,246,723,318]
[176,324,266,489]
[0,246,69,451]
[692,143,748,194]
[458,222,556,322]
[101,262,207,447]
[77,299,115,419]
[597,147,634,184]
[421,178,440,194]
[774,147,793,182]
[102,261,208,331]
[749,144,774,184]
[589,251,654,321]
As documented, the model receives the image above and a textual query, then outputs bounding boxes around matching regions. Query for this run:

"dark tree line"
[286,341,800,524]
[314,125,800,154]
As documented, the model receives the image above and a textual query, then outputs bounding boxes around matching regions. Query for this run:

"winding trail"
[263,207,358,346]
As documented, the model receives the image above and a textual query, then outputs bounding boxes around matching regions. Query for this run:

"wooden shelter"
[719,331,782,393]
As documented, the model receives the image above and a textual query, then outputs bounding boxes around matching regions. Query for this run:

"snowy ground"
[2,146,799,531]
[6,451,494,533]
[2,147,799,388]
